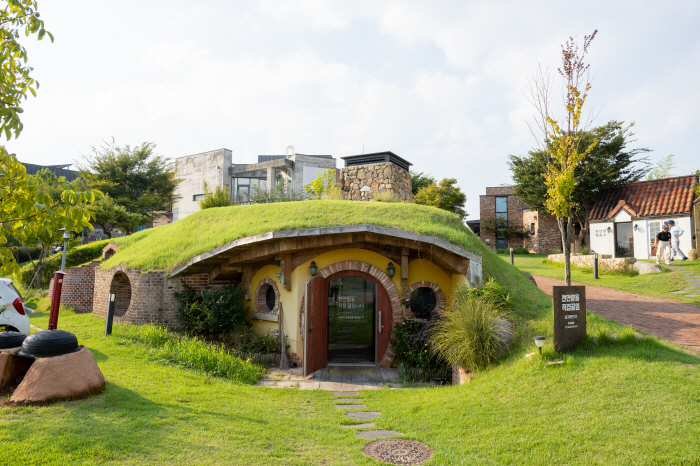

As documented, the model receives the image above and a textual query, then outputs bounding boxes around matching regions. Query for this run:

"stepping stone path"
[331,391,433,464]
[665,267,700,299]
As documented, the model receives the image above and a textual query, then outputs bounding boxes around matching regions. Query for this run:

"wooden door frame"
[326,270,391,365]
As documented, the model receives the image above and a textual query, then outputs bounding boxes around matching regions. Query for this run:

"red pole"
[48,271,66,330]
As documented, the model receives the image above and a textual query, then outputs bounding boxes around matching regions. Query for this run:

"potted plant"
[689,249,697,261]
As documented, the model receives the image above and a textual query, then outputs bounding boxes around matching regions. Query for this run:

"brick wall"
[523,211,563,254]
[48,261,100,313]
[93,265,214,327]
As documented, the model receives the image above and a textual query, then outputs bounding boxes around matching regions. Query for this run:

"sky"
[7,1,700,218]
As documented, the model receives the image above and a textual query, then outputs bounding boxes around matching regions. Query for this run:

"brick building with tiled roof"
[589,175,698,260]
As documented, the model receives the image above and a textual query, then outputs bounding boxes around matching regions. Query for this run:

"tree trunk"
[557,216,572,286]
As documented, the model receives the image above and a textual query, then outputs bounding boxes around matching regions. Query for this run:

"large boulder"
[633,262,662,274]
[10,346,104,405]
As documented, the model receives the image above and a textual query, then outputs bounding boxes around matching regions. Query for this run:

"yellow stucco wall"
[246,248,470,362]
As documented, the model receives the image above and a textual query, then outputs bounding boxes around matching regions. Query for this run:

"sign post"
[105,292,116,336]
[552,285,586,352]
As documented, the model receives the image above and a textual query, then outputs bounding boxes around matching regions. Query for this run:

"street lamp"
[309,261,318,277]
[58,227,70,271]
[534,336,546,354]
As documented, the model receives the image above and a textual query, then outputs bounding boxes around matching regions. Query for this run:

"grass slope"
[506,254,700,307]
[103,201,487,272]
[4,294,700,464]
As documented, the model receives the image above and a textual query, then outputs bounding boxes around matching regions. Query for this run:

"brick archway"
[104,265,136,324]
[318,260,401,367]
[255,277,280,314]
[405,280,446,314]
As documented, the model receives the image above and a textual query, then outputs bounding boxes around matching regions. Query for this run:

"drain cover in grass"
[362,439,433,465]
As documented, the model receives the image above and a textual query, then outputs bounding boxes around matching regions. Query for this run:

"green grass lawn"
[101,201,490,273]
[503,254,700,307]
[4,279,700,464]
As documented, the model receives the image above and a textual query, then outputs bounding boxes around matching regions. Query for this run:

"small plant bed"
[506,254,700,306]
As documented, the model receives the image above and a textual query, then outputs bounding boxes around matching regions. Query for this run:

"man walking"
[656,224,672,265]
[668,220,688,261]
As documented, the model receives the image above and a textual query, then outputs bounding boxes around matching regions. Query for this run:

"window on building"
[530,223,535,234]
[193,194,205,201]
[649,221,661,239]
[495,196,508,249]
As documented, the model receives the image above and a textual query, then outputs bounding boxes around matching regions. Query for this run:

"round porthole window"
[409,287,437,318]
[255,279,280,313]
[266,285,276,311]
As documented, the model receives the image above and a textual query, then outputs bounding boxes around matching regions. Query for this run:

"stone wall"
[340,162,412,202]
[48,261,101,313]
[547,253,635,271]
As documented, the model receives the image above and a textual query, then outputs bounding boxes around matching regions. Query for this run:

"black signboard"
[552,285,586,353]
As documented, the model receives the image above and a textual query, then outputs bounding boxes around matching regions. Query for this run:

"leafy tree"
[0,1,53,140]
[250,181,305,204]
[198,181,233,209]
[524,30,598,286]
[0,2,99,280]
[410,171,436,196]
[304,169,338,200]
[88,195,142,239]
[480,216,530,250]
[413,178,468,220]
[646,154,676,180]
[77,140,181,230]
[509,121,650,251]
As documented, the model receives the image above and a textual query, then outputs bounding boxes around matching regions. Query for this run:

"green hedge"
[20,239,112,287]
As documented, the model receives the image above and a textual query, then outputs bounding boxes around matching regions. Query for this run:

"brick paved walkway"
[533,276,700,354]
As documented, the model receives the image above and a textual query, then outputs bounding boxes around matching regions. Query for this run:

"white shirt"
[670,225,684,239]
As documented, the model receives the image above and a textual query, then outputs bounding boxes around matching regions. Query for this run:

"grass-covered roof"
[103,201,543,314]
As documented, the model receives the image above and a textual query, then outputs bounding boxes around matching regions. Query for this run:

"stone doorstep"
[335,398,364,403]
[335,404,367,409]
[669,291,689,294]
[333,391,359,397]
[686,295,700,298]
[341,422,375,428]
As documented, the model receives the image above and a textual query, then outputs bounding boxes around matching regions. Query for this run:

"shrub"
[322,187,344,200]
[580,246,591,255]
[174,285,248,337]
[20,239,112,287]
[461,279,513,315]
[496,249,508,254]
[133,324,266,384]
[225,324,284,354]
[431,295,509,372]
[605,262,639,277]
[390,318,448,373]
[198,181,234,209]
[550,248,562,254]
[512,247,529,255]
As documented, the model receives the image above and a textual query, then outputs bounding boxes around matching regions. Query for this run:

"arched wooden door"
[303,271,392,376]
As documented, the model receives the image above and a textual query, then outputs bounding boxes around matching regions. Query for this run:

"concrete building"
[172,149,337,221]
[589,175,698,259]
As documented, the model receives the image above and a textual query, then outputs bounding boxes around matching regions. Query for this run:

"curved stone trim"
[255,277,280,313]
[405,280,446,316]
[102,242,118,260]
[319,260,401,367]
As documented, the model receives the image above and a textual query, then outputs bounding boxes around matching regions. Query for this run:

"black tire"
[0,330,26,349]
[20,330,79,358]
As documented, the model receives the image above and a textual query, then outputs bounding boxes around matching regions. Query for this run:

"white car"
[0,278,30,335]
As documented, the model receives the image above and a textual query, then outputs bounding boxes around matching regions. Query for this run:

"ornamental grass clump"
[431,293,509,373]
[135,324,266,384]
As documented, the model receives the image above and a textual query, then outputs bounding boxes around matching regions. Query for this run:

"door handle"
[308,328,313,332]
[378,311,384,333]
